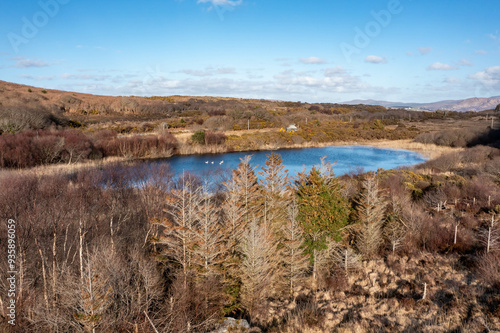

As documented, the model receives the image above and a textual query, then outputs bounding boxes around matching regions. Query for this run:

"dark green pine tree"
[296,164,350,282]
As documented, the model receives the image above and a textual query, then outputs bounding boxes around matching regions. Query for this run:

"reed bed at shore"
[0,139,458,177]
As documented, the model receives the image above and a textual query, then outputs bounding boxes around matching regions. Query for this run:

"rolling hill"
[343,96,500,112]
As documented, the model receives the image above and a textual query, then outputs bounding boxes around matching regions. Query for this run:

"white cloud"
[55,65,392,103]
[365,55,387,64]
[457,59,473,67]
[468,66,500,86]
[475,50,487,55]
[10,57,50,68]
[488,33,498,41]
[406,51,415,56]
[418,47,432,55]
[181,67,236,77]
[427,62,458,71]
[299,57,326,64]
[197,0,242,7]
[324,66,346,77]
[444,77,461,84]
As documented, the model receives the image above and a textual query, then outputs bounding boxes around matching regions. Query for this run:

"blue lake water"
[147,145,427,178]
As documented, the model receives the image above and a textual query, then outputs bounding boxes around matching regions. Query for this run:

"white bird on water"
[219,160,224,165]
[211,161,214,164]
[205,161,209,164]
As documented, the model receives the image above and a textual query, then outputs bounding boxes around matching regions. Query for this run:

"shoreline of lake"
[0,139,460,178]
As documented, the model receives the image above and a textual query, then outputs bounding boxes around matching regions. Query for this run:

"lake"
[146,145,427,178]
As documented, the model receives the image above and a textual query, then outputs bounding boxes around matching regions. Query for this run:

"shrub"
[204,131,227,145]
[477,253,500,288]
[191,130,205,144]
[68,120,83,128]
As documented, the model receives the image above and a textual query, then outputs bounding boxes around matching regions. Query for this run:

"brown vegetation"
[1,143,499,331]
[1,80,500,331]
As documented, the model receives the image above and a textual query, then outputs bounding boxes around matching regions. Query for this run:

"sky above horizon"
[0,0,499,103]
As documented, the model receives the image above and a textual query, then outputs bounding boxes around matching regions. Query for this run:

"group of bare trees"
[0,129,179,168]
[0,165,169,332]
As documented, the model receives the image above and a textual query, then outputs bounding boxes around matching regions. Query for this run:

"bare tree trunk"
[63,225,69,258]
[52,230,57,307]
[110,216,115,253]
[38,247,49,310]
[87,254,96,333]
[144,311,159,333]
[79,219,84,283]
[487,227,491,253]
[0,295,4,317]
[345,250,348,272]
[454,224,458,245]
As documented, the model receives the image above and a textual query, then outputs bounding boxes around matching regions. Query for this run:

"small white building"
[287,124,298,132]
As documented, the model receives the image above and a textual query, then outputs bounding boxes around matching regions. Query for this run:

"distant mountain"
[343,97,500,112]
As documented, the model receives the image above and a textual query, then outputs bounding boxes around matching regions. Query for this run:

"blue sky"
[0,0,499,103]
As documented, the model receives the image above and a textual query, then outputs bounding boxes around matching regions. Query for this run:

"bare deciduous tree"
[479,215,500,253]
[384,217,407,254]
[259,153,291,237]
[73,249,113,333]
[280,197,309,299]
[239,218,276,320]
[193,185,227,277]
[156,174,202,288]
[333,246,361,274]
[231,155,261,224]
[356,175,387,259]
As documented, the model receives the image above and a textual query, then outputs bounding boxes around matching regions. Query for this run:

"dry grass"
[360,140,464,159]
[272,253,500,332]
[0,156,128,178]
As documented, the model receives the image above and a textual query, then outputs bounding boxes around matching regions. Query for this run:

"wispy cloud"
[61,73,112,81]
[21,74,55,80]
[444,77,461,84]
[427,62,458,71]
[457,59,473,67]
[273,66,371,93]
[488,32,498,41]
[10,57,51,68]
[181,67,236,77]
[197,0,243,8]
[299,57,326,64]
[418,47,433,55]
[365,55,387,64]
[475,49,487,55]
